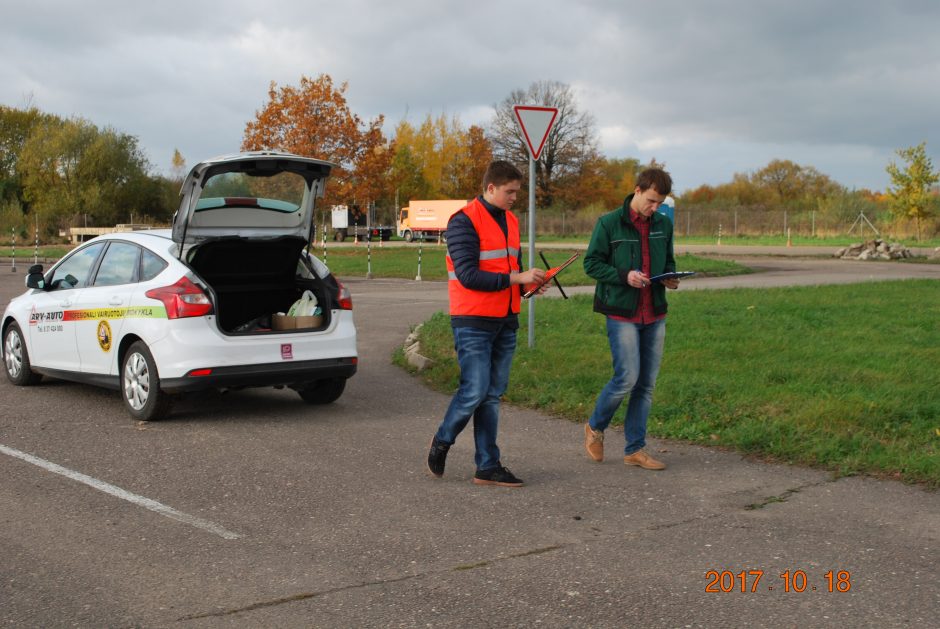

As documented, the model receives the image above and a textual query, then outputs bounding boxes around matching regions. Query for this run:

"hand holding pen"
[628,268,649,288]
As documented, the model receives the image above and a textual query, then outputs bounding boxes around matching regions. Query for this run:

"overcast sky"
[3,0,938,193]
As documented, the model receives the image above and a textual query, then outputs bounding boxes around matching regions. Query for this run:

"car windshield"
[197,171,306,213]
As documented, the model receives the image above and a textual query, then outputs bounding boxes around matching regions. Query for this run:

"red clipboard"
[522,252,580,298]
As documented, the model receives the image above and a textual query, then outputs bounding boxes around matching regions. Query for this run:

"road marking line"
[0,443,241,540]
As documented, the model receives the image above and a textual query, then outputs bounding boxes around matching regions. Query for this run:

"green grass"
[0,246,71,261]
[0,245,751,284]
[395,280,940,487]
[316,246,749,284]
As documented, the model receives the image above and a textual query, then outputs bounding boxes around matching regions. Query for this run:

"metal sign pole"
[512,104,558,350]
[528,155,536,349]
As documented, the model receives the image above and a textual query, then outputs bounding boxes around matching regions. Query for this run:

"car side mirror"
[26,272,45,290]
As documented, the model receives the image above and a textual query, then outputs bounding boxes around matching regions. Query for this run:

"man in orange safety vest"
[426,160,546,487]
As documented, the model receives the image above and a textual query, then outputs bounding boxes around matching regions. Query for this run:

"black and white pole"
[415,239,423,281]
[33,216,38,264]
[366,234,373,279]
[321,219,327,266]
[10,228,15,272]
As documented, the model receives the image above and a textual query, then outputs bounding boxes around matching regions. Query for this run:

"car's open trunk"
[185,236,332,334]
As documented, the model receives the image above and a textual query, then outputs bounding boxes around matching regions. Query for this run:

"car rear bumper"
[160,356,357,393]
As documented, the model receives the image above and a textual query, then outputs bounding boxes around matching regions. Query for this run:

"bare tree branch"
[488,81,598,206]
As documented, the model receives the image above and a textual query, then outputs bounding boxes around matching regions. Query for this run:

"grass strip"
[316,247,748,285]
[395,280,940,487]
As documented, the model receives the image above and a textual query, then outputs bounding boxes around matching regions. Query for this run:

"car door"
[28,241,106,372]
[74,241,141,375]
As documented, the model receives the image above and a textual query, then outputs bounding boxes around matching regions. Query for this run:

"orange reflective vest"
[446,198,521,317]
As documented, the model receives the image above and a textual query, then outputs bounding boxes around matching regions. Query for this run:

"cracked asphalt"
[1,249,937,627]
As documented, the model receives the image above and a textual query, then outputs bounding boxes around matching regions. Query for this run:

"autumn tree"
[170,148,186,182]
[458,125,493,197]
[351,125,393,208]
[489,80,598,207]
[390,114,491,202]
[751,159,842,209]
[241,74,390,208]
[885,142,938,240]
[681,160,843,211]
[389,138,431,203]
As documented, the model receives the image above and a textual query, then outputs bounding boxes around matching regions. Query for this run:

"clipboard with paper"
[522,252,580,299]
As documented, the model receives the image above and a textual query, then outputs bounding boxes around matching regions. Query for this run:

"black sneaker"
[427,437,450,478]
[472,464,524,487]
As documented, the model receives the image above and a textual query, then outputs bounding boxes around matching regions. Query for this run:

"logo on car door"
[97,320,112,352]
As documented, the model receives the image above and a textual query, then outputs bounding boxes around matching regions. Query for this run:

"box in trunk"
[272,313,324,330]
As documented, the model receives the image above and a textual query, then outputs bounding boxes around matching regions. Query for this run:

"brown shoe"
[584,423,604,462]
[623,449,666,470]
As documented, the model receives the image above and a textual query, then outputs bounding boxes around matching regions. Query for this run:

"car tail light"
[336,280,353,310]
[145,276,214,319]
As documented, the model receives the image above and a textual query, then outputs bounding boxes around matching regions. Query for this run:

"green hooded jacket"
[583,193,676,318]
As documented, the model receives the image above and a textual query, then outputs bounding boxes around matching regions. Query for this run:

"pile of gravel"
[834,239,916,260]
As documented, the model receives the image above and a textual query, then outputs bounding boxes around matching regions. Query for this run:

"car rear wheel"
[122,341,171,420]
[3,322,42,386]
[296,378,346,404]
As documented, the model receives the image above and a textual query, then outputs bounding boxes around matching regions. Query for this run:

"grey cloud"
[1,0,937,190]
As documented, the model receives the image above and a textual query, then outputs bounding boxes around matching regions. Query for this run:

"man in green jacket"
[582,168,681,470]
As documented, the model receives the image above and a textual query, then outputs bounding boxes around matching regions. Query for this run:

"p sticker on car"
[281,344,293,360]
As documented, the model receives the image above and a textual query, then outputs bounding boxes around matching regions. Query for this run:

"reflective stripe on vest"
[446,198,521,317]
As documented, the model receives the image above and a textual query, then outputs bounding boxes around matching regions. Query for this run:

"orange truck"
[397,199,468,242]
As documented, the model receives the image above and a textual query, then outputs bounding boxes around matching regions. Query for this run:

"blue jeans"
[588,318,666,455]
[435,324,517,471]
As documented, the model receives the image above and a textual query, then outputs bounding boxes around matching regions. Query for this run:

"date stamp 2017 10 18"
[705,570,852,593]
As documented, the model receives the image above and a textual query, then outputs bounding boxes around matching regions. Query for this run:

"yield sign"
[513,105,558,160]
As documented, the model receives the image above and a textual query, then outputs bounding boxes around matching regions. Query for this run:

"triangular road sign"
[513,105,558,160]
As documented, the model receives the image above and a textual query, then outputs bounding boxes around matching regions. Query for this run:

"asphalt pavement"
[0,248,937,627]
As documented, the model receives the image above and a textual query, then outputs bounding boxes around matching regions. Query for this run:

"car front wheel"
[296,378,346,404]
[122,341,171,420]
[3,322,42,386]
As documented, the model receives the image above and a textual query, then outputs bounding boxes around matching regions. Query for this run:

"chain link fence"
[518,205,938,240]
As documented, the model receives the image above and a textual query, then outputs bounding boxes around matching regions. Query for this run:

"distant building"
[66,224,153,245]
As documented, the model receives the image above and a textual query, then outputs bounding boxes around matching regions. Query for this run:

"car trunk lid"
[172,151,333,247]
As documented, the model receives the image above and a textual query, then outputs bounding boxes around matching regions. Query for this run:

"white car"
[2,152,357,420]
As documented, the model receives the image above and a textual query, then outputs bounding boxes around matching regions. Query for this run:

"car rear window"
[197,171,305,213]
[140,248,167,281]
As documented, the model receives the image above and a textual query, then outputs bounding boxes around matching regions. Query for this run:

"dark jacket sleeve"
[664,215,676,273]
[446,212,511,292]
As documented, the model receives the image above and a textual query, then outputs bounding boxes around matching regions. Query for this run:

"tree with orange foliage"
[457,125,493,197]
[242,74,390,207]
